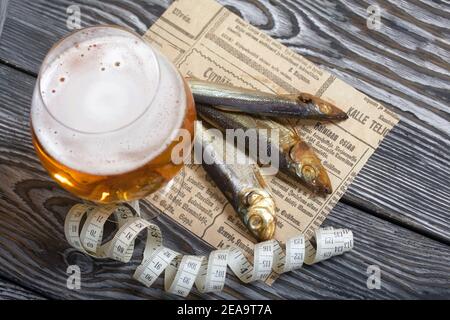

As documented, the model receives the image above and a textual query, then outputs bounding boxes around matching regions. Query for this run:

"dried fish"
[188,78,348,120]
[197,105,332,195]
[196,122,277,241]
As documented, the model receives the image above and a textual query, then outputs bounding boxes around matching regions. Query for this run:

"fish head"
[289,141,333,195]
[297,93,348,120]
[242,189,276,241]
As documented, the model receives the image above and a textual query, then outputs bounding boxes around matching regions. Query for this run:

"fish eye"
[318,102,332,114]
[298,93,312,103]
[302,165,316,182]
[248,214,263,230]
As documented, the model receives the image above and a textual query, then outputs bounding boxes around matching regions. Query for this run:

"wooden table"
[0,0,449,300]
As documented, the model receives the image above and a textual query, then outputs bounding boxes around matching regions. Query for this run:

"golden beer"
[30,26,196,203]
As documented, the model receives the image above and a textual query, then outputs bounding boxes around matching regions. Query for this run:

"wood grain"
[0,64,449,299]
[0,0,8,40]
[0,0,448,243]
[0,278,46,300]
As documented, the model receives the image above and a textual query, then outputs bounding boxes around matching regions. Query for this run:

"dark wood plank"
[0,0,449,243]
[0,282,45,300]
[0,64,449,299]
[0,280,45,300]
[0,0,8,39]
[0,278,46,300]
[2,0,449,128]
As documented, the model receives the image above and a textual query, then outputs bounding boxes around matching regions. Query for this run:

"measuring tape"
[65,204,353,297]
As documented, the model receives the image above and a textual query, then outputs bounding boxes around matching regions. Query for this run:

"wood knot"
[63,248,95,274]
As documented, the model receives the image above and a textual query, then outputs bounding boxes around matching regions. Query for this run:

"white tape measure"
[64,204,353,297]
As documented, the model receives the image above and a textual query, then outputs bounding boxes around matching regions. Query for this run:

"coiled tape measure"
[65,204,353,297]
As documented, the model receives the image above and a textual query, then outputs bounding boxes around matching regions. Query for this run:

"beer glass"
[30,26,196,203]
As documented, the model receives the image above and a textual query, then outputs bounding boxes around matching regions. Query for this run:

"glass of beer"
[30,25,196,203]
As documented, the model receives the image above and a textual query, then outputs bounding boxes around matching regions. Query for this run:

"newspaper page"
[143,0,399,282]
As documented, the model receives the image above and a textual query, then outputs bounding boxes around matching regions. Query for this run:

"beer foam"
[31,33,188,175]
